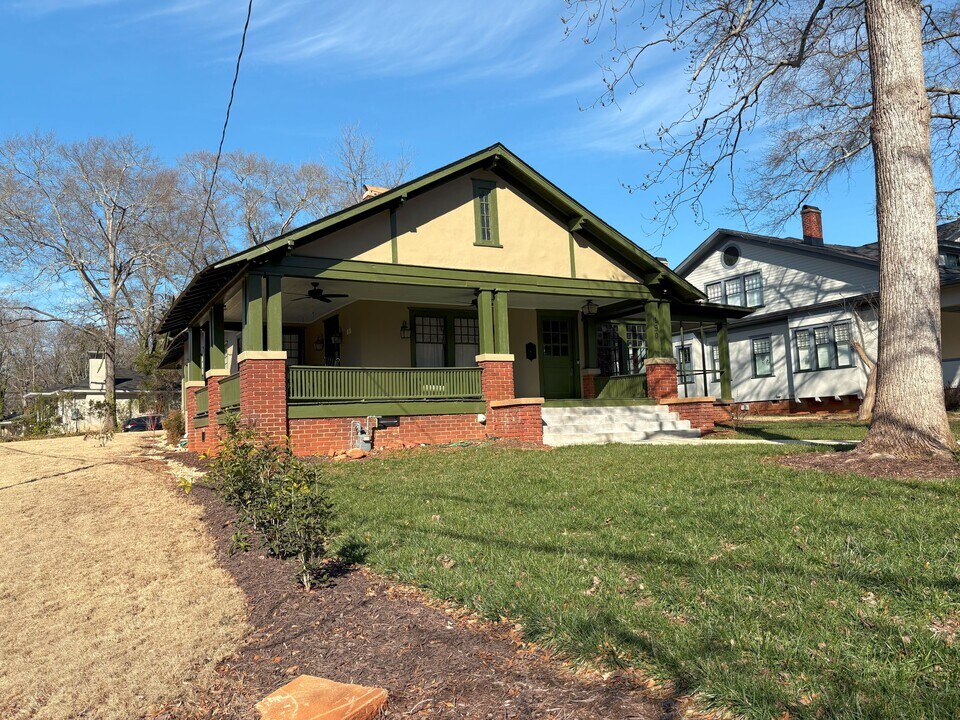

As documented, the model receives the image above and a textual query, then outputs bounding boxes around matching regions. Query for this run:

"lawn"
[0,435,247,720]
[327,443,960,719]
[706,416,960,442]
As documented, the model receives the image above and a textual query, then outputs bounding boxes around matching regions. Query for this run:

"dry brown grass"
[0,433,248,719]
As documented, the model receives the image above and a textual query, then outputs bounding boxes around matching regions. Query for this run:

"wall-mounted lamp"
[313,335,324,352]
[330,329,343,346]
[581,299,598,317]
[400,320,411,340]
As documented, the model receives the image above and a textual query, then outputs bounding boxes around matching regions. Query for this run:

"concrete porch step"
[544,429,701,446]
[542,420,692,435]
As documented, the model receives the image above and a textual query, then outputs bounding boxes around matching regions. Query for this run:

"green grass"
[327,443,960,719]
[706,418,960,442]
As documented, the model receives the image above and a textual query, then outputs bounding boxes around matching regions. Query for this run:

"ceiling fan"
[292,282,349,304]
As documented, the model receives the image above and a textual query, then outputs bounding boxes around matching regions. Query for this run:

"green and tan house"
[159,144,748,454]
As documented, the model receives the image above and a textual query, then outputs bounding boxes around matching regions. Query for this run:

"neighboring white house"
[23,351,154,431]
[672,206,960,412]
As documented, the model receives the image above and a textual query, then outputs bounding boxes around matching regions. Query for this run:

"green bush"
[164,409,185,446]
[209,418,334,590]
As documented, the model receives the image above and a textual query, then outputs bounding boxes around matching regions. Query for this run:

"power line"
[193,0,254,260]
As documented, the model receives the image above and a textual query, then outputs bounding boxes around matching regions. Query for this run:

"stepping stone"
[256,675,387,720]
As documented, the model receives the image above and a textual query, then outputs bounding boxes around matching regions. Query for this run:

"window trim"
[751,334,775,378]
[409,307,480,367]
[721,244,741,268]
[472,179,501,248]
[706,271,764,308]
[793,321,856,373]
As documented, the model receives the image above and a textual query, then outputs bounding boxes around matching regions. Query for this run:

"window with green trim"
[752,336,774,377]
[411,310,481,367]
[472,180,500,247]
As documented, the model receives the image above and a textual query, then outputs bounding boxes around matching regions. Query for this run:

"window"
[677,345,693,384]
[941,253,960,268]
[725,277,744,307]
[709,344,721,381]
[453,317,479,366]
[597,322,646,376]
[282,330,304,366]
[794,322,856,371]
[414,315,446,367]
[472,180,500,247]
[744,272,764,307]
[542,319,571,357]
[625,324,646,374]
[706,282,723,303]
[751,336,773,377]
[722,245,741,268]
[598,323,621,376]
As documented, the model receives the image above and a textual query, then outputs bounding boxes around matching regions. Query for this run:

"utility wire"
[193,0,254,261]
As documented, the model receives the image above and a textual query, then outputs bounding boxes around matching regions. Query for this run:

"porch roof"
[158,143,709,338]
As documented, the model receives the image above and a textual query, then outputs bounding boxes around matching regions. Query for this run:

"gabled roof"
[159,143,705,336]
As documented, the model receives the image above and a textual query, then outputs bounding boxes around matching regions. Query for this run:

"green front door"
[538,313,580,399]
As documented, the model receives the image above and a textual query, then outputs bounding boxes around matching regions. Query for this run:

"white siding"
[684,240,878,318]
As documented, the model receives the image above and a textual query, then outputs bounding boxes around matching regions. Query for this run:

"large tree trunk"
[860,0,957,456]
[853,341,877,423]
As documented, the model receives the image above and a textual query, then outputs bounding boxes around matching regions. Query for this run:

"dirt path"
[174,464,682,720]
[0,434,248,720]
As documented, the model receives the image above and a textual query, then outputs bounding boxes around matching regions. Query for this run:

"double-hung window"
[677,345,693,384]
[708,344,721,381]
[744,272,763,306]
[706,282,723,303]
[751,336,773,377]
[724,277,744,307]
[794,321,856,371]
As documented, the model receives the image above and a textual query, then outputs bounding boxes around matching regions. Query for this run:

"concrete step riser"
[543,421,692,434]
[544,429,701,446]
[541,413,681,425]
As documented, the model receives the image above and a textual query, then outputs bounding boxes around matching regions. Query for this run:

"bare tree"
[565,0,960,456]
[332,123,412,207]
[0,134,171,429]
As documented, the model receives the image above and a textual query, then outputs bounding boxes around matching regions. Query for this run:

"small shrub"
[946,387,960,412]
[165,410,185,446]
[209,418,334,590]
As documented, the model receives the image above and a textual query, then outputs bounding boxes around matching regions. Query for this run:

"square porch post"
[493,290,510,354]
[582,316,600,398]
[238,271,288,445]
[184,326,205,451]
[476,288,515,403]
[717,318,733,402]
[644,299,678,402]
[204,304,229,449]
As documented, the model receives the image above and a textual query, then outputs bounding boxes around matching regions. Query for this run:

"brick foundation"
[645,359,679,401]
[488,398,543,444]
[664,398,718,433]
[288,413,485,456]
[239,357,288,444]
[716,395,862,419]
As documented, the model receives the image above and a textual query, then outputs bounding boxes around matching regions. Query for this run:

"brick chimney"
[800,205,823,246]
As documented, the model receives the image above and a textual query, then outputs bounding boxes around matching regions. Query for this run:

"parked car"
[122,415,163,432]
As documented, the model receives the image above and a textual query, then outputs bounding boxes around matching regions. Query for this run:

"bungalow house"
[672,206,960,413]
[158,144,749,454]
[23,351,154,431]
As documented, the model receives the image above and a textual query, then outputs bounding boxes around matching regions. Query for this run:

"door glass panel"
[542,319,570,357]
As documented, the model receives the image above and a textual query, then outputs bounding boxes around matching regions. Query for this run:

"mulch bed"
[170,461,690,719]
[775,450,960,480]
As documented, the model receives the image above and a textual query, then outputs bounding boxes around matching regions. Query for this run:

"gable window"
[472,179,500,247]
[751,336,774,377]
[722,245,741,268]
[794,321,855,371]
[706,282,723,303]
[744,272,764,306]
[724,277,744,307]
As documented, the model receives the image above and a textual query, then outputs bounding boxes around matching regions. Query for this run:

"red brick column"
[204,370,228,452]
[645,359,679,402]
[663,398,718,433]
[477,354,515,405]
[582,371,599,399]
[238,352,288,445]
[184,382,204,451]
[487,398,543,444]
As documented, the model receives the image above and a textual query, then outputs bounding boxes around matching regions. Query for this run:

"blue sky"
[0,0,880,265]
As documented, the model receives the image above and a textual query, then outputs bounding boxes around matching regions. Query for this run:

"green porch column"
[657,300,673,358]
[242,273,264,353]
[493,290,510,354]
[478,289,495,354]
[266,275,283,352]
[187,325,203,382]
[208,305,226,371]
[644,299,662,357]
[717,318,733,401]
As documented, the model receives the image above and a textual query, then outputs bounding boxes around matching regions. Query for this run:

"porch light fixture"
[313,335,324,352]
[581,299,598,317]
[400,320,411,340]
[330,329,343,346]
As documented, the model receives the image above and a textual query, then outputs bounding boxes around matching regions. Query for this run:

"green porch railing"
[195,387,209,416]
[287,366,483,403]
[219,373,240,410]
[595,373,647,399]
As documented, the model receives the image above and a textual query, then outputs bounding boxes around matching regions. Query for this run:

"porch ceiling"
[222,277,629,325]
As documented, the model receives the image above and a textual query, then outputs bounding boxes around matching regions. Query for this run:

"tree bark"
[853,341,877,422]
[861,0,957,455]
